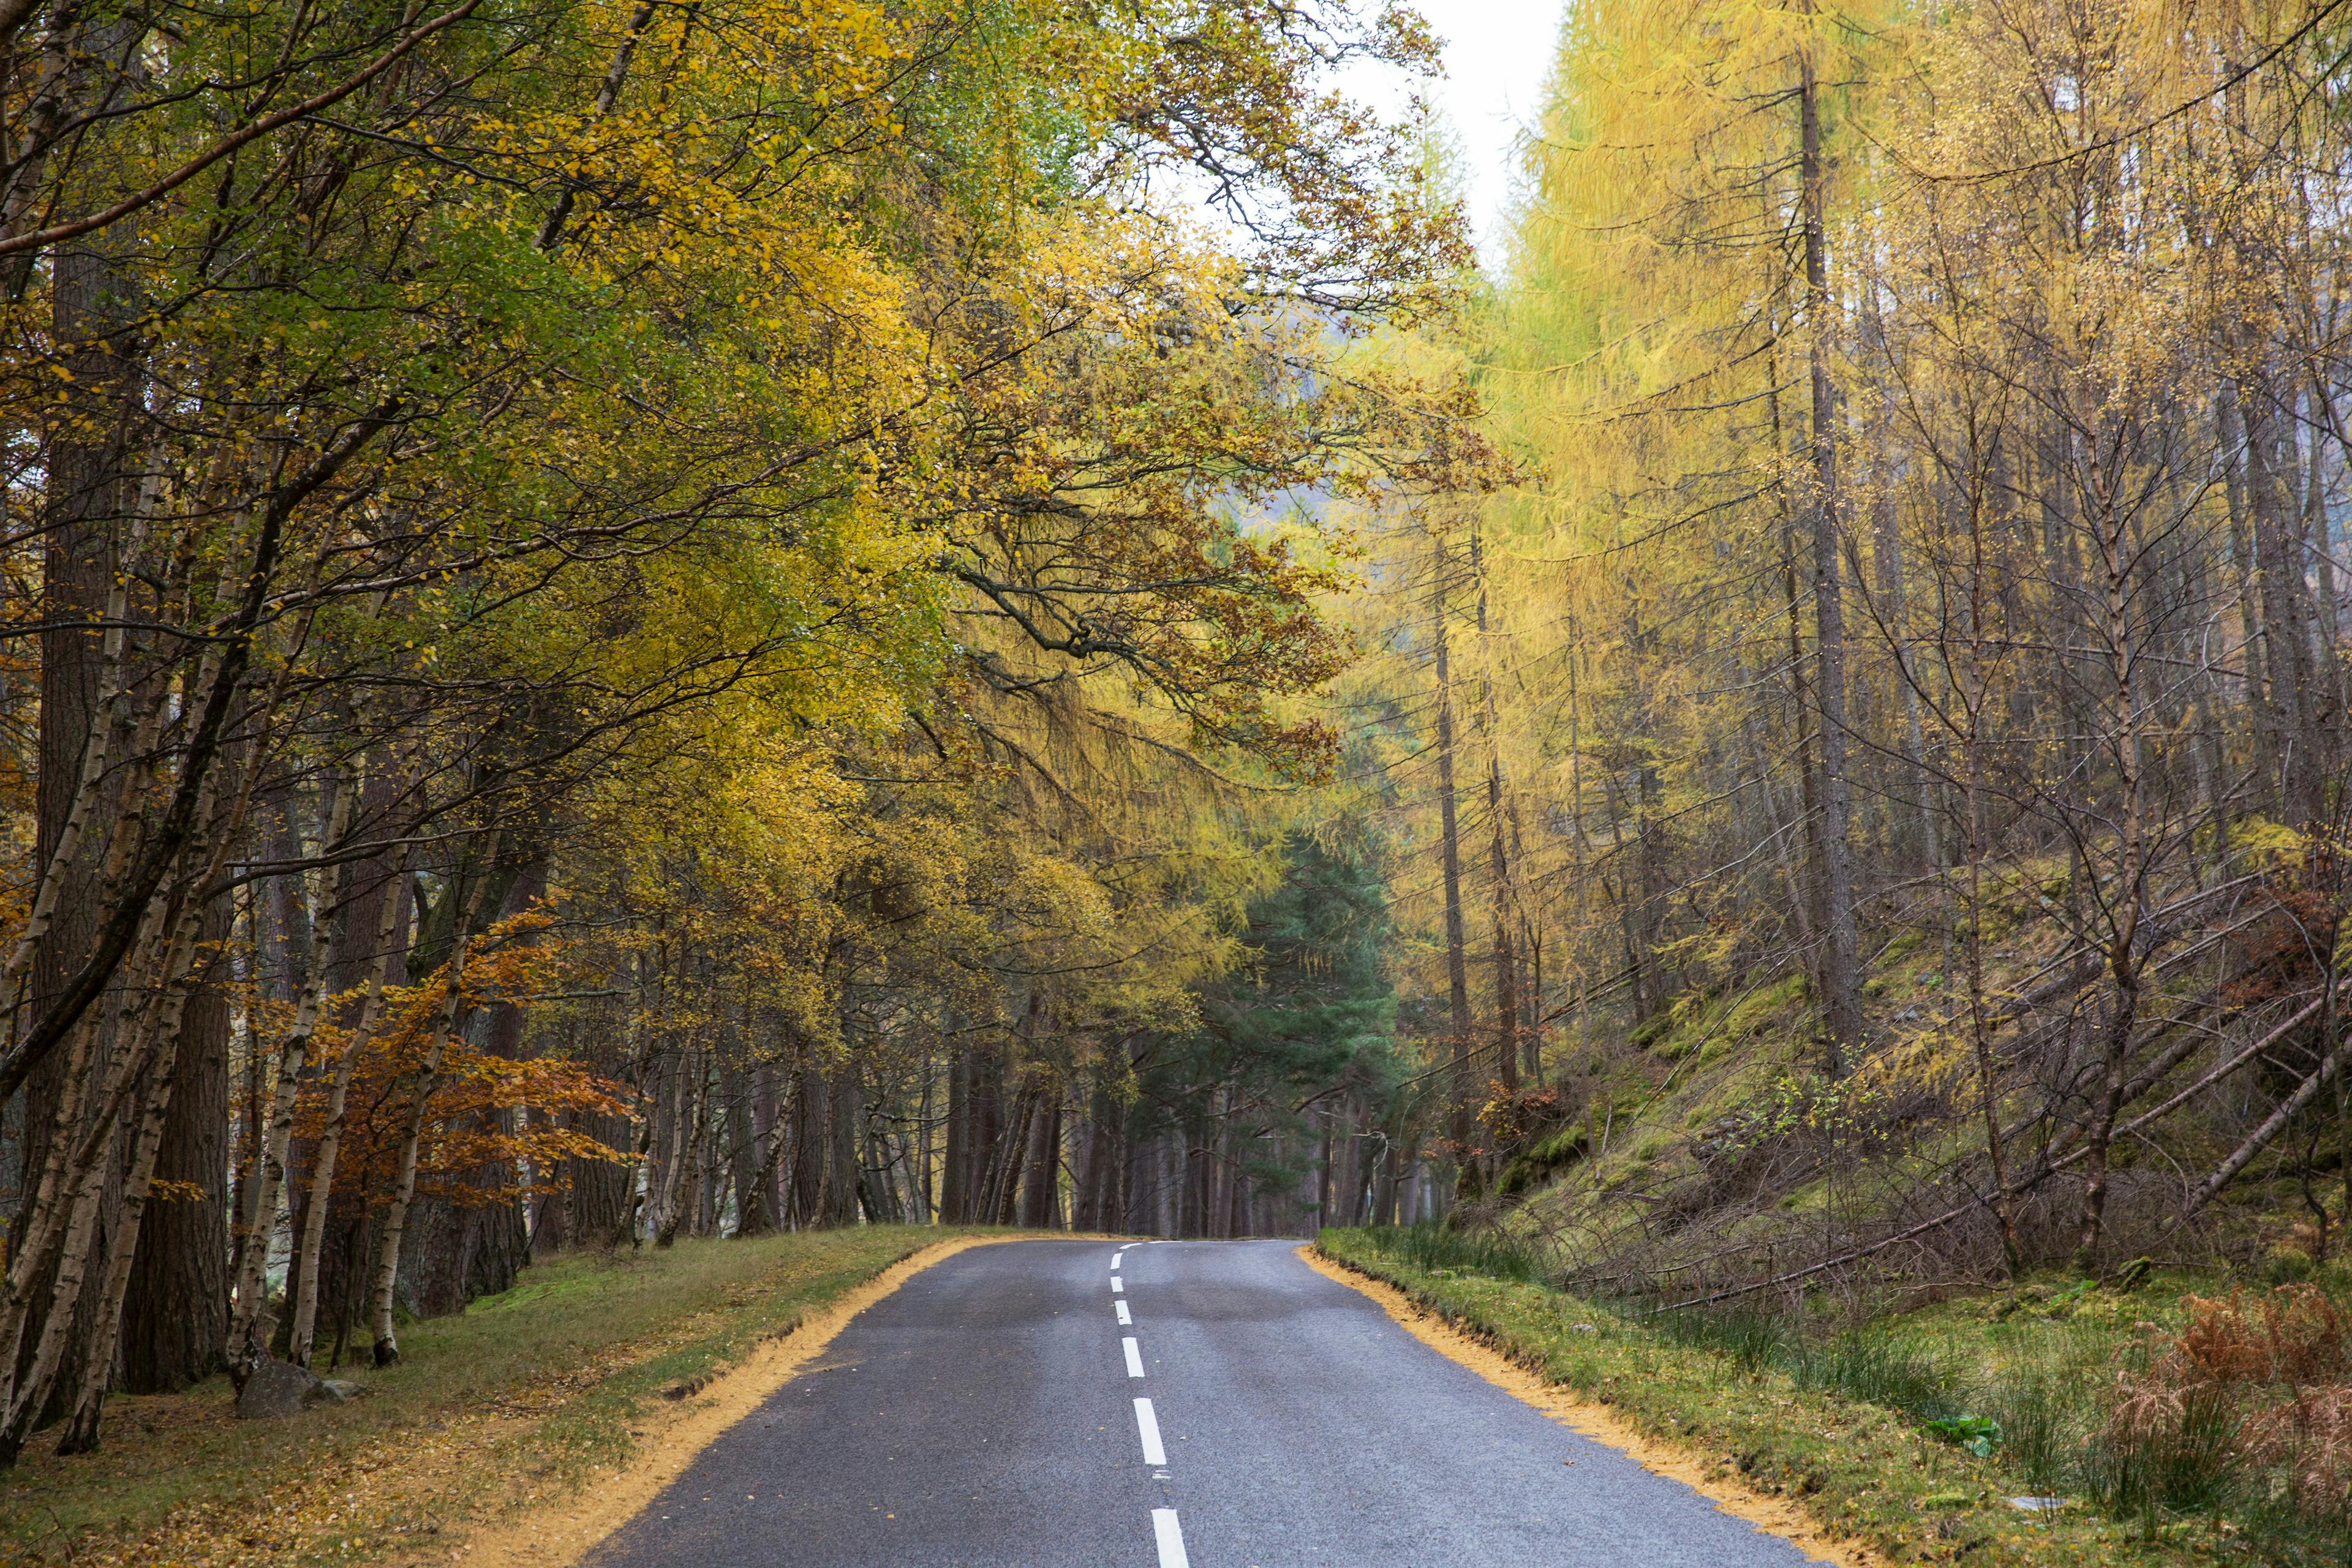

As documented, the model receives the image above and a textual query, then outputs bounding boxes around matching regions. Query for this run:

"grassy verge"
[1318,1227,2279,1567]
[0,1225,981,1567]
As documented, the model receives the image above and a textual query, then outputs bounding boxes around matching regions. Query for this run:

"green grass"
[1659,1305,1981,1428]
[1787,1329,1969,1423]
[1654,1301,1791,1374]
[1355,1221,1547,1283]
[1319,1226,2296,1567]
[0,1226,975,1566]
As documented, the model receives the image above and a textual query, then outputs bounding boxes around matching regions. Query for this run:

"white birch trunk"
[287,855,409,1366]
[226,771,358,1374]
[367,929,473,1366]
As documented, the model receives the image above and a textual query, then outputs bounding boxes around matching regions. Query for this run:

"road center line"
[1115,1299,1132,1325]
[1133,1397,1167,1465]
[1150,1507,1191,1568]
[1111,1278,1123,1293]
[1123,1336,1145,1378]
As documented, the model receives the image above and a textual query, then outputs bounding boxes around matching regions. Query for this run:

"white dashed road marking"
[1133,1397,1167,1465]
[1152,1507,1191,1568]
[1109,1248,1170,1558]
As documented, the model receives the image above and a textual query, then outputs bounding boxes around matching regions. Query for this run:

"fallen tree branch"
[1656,994,2329,1311]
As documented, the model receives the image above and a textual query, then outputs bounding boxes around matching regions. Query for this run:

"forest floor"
[1319,1227,2343,1567]
[0,1226,984,1567]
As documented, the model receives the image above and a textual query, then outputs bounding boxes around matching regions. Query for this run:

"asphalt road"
[584,1238,1821,1567]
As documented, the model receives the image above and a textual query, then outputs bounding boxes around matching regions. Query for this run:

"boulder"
[235,1358,352,1419]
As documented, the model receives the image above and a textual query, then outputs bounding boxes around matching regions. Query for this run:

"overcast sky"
[1346,2,1566,268]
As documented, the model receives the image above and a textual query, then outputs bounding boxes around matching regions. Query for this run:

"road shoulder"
[464,1234,1015,1568]
[1,1228,1009,1567]
[1298,1244,1874,1568]
[1313,1231,2188,1568]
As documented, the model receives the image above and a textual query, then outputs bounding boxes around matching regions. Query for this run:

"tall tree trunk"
[1071,1097,1101,1233]
[1019,1090,1061,1228]
[6,615,263,1452]
[227,774,358,1377]
[287,862,409,1365]
[118,902,230,1393]
[368,921,478,1367]
[562,1069,635,1253]
[57,938,217,1450]
[2305,374,2347,806]
[729,1060,772,1237]
[1765,330,1831,1025]
[824,1068,862,1227]
[912,1055,935,1224]
[941,1049,970,1223]
[2299,383,2343,790]
[2073,456,2153,1266]
[403,850,540,1303]
[981,1081,1035,1227]
[6,773,239,1458]
[655,1054,705,1248]
[1799,31,1863,1069]
[2218,382,2280,811]
[1471,526,1520,1099]
[1523,918,1546,1087]
[791,1063,827,1226]
[1430,531,1472,1152]
[2242,370,2320,821]
[1872,478,1940,874]
[13,199,146,1443]
[1959,478,2022,1272]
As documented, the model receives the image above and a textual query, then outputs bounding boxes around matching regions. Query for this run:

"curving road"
[583,1238,1821,1568]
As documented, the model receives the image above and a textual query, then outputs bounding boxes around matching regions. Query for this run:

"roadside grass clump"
[2088,1375,2248,1527]
[1785,1327,1970,1423]
[1359,1221,1547,1283]
[1651,1302,1787,1373]
[2078,1284,2352,1561]
[1635,1298,1974,1420]
[1979,1357,2096,1496]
